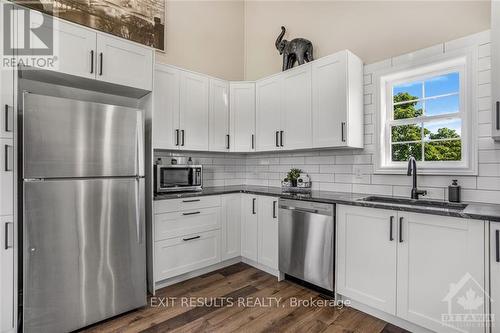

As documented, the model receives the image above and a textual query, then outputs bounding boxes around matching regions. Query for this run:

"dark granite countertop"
[154,185,500,222]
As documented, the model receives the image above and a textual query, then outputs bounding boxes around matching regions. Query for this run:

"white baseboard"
[241,257,279,278]
[154,257,241,291]
[339,295,434,333]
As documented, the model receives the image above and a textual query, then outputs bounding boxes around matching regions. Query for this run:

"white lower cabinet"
[0,215,14,333]
[337,205,486,333]
[257,196,279,270]
[397,213,485,333]
[336,205,397,314]
[221,194,241,260]
[153,195,222,283]
[155,230,221,281]
[490,222,500,332]
[241,194,259,261]
[151,193,277,284]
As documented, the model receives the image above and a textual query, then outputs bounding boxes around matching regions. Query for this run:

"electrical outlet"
[353,166,363,179]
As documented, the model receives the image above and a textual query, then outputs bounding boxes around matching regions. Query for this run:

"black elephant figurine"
[275,26,314,71]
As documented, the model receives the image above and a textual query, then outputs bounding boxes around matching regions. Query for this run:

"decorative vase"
[291,179,298,187]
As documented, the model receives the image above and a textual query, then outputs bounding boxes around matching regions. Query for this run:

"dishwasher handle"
[280,205,332,216]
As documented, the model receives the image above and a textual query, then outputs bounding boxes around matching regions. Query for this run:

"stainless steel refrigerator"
[21,92,146,333]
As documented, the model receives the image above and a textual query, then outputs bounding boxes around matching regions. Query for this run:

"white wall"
[245,31,500,205]
[244,1,490,80]
[156,0,245,81]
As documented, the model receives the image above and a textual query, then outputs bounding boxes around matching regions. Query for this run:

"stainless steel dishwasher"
[279,199,335,292]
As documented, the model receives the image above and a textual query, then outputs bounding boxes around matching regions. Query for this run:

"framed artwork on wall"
[12,0,165,50]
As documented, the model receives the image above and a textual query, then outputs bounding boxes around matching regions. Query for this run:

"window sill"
[374,166,478,176]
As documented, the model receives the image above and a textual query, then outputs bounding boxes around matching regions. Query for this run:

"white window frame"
[374,49,478,175]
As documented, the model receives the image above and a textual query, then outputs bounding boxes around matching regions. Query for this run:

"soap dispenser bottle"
[448,180,461,203]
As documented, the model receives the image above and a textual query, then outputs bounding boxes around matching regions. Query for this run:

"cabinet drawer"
[154,230,221,281]
[154,195,221,214]
[155,207,221,241]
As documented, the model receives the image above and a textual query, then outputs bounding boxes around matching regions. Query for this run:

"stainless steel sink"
[358,196,468,211]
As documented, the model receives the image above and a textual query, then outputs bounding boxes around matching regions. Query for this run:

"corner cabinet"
[230,83,256,152]
[492,0,500,140]
[337,205,486,333]
[312,51,363,148]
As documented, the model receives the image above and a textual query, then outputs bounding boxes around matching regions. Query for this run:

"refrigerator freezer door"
[23,93,143,178]
[23,178,146,333]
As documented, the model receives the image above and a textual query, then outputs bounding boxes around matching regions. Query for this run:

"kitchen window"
[375,53,477,175]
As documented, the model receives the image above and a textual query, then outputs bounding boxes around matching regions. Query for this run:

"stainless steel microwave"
[155,164,203,193]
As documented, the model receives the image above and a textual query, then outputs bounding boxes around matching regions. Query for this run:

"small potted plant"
[287,168,302,187]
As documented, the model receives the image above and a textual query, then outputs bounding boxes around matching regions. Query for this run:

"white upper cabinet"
[312,51,363,148]
[230,82,256,152]
[96,33,153,91]
[397,213,485,333]
[256,76,282,151]
[491,1,500,140]
[336,205,398,315]
[179,72,209,151]
[153,64,181,150]
[153,65,211,151]
[282,66,312,150]
[209,79,230,152]
[13,8,153,90]
[0,68,13,140]
[26,14,96,79]
[256,65,312,152]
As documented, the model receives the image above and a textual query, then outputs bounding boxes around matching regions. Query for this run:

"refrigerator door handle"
[135,178,144,244]
[136,111,144,176]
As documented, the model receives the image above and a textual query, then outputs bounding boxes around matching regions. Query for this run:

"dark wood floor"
[82,263,409,333]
